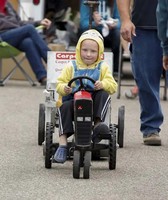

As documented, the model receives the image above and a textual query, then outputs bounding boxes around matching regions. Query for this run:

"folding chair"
[0,39,36,86]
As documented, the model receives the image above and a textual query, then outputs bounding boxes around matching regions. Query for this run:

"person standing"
[80,0,121,75]
[157,0,168,71]
[116,0,163,145]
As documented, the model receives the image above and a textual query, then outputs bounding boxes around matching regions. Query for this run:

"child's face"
[80,39,99,65]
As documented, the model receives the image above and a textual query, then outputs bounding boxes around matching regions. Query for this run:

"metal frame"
[0,40,36,86]
[0,55,36,86]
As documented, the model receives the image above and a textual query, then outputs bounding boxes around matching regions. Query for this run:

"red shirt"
[0,0,7,14]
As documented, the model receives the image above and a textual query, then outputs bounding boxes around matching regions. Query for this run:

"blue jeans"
[131,29,163,135]
[0,24,50,81]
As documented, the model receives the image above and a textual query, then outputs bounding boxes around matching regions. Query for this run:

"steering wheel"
[68,76,95,93]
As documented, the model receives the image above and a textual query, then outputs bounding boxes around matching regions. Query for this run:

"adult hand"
[163,56,168,70]
[40,18,51,29]
[120,20,136,42]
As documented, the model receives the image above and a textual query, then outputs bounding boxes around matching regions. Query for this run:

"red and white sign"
[47,51,113,89]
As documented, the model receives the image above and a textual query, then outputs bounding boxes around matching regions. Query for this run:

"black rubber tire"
[109,124,117,170]
[38,104,45,146]
[73,150,80,179]
[45,122,53,169]
[118,105,125,148]
[83,151,91,179]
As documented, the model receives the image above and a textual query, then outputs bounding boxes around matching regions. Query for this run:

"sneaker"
[53,145,67,163]
[92,122,109,144]
[143,133,161,146]
[125,86,138,99]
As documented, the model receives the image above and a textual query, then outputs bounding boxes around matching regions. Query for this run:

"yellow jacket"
[56,29,117,106]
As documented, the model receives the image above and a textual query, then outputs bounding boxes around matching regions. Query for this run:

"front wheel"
[83,151,91,179]
[73,150,81,179]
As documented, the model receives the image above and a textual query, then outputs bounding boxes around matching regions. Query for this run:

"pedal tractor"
[38,76,125,179]
[70,76,94,179]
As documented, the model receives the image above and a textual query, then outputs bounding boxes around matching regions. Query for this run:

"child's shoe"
[53,145,67,163]
[92,122,109,143]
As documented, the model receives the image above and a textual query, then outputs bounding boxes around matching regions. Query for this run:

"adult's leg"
[18,38,46,81]
[132,29,163,135]
[0,24,50,62]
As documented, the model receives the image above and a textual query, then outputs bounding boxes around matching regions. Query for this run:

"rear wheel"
[38,104,45,145]
[109,124,117,170]
[45,122,53,169]
[73,150,81,179]
[118,106,125,148]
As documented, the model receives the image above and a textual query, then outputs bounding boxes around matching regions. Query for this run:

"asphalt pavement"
[1,64,168,200]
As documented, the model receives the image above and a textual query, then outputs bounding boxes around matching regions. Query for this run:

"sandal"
[92,122,109,144]
[53,145,67,164]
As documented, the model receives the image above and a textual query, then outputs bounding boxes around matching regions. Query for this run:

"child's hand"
[64,85,72,94]
[94,81,103,90]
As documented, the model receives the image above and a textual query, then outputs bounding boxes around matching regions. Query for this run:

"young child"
[54,29,117,163]
[156,0,168,71]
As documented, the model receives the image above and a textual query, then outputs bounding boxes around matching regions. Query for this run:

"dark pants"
[58,90,111,136]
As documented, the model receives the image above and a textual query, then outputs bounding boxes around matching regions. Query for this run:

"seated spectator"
[0,0,51,85]
[79,0,121,74]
